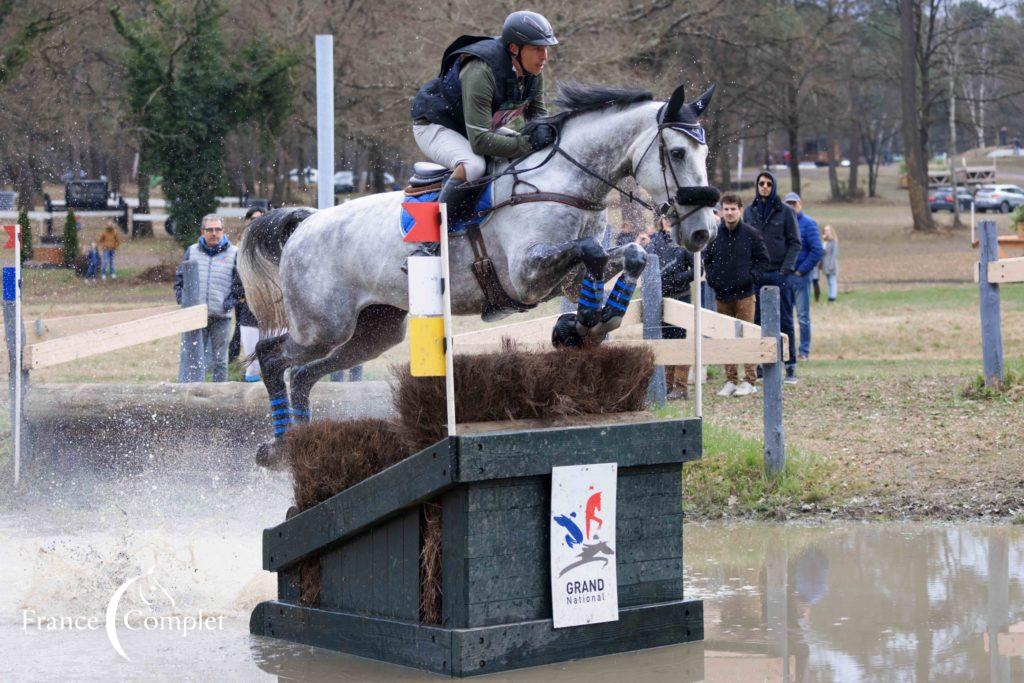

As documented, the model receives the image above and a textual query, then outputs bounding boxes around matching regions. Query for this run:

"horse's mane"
[526,81,654,134]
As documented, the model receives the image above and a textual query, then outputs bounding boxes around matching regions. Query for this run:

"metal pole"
[693,250,703,418]
[177,260,204,382]
[315,35,335,212]
[760,285,785,476]
[439,204,456,436]
[13,224,21,485]
[641,254,665,407]
[978,220,1004,387]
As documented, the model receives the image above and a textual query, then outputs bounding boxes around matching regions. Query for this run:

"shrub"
[62,208,79,267]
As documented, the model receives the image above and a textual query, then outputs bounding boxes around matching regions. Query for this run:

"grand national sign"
[550,463,619,628]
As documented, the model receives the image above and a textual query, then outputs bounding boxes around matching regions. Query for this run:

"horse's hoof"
[256,441,288,470]
[552,313,585,348]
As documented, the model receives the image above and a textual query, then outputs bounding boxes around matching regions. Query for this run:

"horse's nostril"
[691,229,709,244]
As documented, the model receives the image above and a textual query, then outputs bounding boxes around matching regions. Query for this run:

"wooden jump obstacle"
[250,416,704,676]
[974,220,1024,387]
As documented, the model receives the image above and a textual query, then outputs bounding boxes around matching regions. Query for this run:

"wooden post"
[760,285,785,476]
[641,253,666,407]
[177,260,204,382]
[439,204,456,436]
[693,250,703,418]
[978,220,1004,388]
[4,296,27,484]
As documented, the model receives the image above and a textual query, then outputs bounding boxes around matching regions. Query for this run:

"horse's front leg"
[586,242,647,339]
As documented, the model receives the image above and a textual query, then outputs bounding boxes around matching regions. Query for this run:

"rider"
[409,10,559,256]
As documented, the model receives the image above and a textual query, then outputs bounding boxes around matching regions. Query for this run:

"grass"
[960,367,1024,402]
[653,403,849,518]
[838,284,1024,311]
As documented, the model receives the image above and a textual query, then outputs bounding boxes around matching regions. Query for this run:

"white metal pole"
[693,250,703,418]
[736,129,745,186]
[439,204,456,436]
[13,223,21,486]
[315,35,334,211]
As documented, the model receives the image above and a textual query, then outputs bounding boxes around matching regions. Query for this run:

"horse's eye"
[670,148,686,161]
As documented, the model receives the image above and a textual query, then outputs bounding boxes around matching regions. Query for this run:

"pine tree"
[62,208,78,267]
[17,209,32,263]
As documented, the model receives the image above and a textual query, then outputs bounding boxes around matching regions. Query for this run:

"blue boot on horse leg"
[552,240,647,348]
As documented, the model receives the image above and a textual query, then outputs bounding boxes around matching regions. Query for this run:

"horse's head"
[632,83,720,252]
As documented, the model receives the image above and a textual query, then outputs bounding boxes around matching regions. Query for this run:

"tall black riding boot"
[410,177,483,258]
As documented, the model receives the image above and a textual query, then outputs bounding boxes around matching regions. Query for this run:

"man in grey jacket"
[743,171,801,381]
[174,214,241,382]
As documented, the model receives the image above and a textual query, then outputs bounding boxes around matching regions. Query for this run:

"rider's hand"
[528,124,556,151]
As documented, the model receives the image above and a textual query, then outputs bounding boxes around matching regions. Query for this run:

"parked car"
[359,171,401,191]
[974,184,1024,213]
[288,167,317,184]
[928,186,973,212]
[334,170,355,194]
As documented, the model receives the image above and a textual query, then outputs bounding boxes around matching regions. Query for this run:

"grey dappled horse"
[239,82,719,466]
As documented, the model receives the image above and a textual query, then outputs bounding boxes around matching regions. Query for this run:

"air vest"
[410,35,541,136]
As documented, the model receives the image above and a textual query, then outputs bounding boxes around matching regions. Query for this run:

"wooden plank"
[23,305,208,370]
[263,439,455,572]
[988,256,1024,284]
[249,600,454,676]
[451,599,703,676]
[455,418,701,482]
[659,297,761,338]
[441,487,470,629]
[460,411,658,436]
[451,306,642,345]
[28,305,178,342]
[453,337,776,365]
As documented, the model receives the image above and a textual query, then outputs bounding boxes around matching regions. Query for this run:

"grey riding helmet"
[501,11,559,46]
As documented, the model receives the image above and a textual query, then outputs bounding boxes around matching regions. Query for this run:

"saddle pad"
[400,182,493,237]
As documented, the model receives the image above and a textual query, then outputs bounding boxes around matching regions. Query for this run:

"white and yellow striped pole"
[403,201,456,435]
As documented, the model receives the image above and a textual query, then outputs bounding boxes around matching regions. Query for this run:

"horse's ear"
[689,84,716,118]
[665,84,686,120]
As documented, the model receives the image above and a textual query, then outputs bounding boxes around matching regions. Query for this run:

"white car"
[974,184,1024,213]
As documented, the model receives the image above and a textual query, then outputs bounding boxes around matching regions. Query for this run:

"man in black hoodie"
[743,171,801,382]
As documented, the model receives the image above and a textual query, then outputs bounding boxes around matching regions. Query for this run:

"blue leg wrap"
[579,277,604,310]
[605,276,636,314]
[270,394,292,439]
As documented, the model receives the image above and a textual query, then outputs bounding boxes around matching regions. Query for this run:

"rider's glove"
[528,123,556,151]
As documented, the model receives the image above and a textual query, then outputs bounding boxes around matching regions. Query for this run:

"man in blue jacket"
[744,171,801,382]
[784,193,824,361]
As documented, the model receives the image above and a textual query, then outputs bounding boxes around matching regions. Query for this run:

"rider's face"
[512,44,548,75]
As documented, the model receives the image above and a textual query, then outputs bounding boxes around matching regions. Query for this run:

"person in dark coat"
[704,194,770,396]
[646,218,694,400]
[743,171,801,382]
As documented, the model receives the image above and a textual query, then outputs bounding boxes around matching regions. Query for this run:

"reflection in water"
[687,524,1024,682]
[1,468,1021,683]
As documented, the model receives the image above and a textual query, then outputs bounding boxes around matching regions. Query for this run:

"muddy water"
[1,468,1022,681]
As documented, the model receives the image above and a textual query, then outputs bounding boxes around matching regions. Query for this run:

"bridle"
[476,103,720,225]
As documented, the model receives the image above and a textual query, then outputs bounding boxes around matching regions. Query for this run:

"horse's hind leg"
[288,305,408,422]
[254,333,298,468]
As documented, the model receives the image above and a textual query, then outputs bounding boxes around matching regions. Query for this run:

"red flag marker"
[402,202,441,243]
[2,225,17,250]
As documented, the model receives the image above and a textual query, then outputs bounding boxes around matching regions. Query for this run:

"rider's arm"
[460,60,533,159]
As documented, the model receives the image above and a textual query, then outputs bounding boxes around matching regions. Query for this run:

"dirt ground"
[9,164,1024,517]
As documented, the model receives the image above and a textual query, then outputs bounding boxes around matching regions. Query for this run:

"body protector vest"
[410,35,541,136]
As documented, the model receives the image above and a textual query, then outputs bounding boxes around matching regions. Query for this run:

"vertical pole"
[760,285,785,476]
[641,253,665,407]
[987,531,1010,682]
[736,130,745,186]
[13,224,22,485]
[439,204,456,436]
[978,220,1004,388]
[693,250,703,418]
[177,260,204,382]
[315,35,335,213]
[970,197,976,245]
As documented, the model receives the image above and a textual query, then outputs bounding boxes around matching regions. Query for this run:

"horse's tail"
[237,207,316,331]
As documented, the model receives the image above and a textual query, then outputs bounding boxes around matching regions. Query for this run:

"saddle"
[403,161,535,320]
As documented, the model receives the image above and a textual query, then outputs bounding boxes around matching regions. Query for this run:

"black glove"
[528,123,556,151]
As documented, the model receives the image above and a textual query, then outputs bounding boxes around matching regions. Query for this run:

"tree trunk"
[271,153,287,207]
[948,40,962,229]
[368,139,386,194]
[826,136,842,201]
[786,125,800,194]
[899,0,934,231]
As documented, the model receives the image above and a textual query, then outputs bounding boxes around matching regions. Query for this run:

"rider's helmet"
[501,11,558,47]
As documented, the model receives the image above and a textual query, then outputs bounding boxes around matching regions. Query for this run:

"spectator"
[783,192,823,362]
[83,242,101,284]
[646,217,694,400]
[821,225,839,302]
[229,207,264,367]
[615,220,640,247]
[233,207,265,381]
[810,260,821,302]
[743,171,801,383]
[704,194,770,397]
[98,219,121,280]
[174,214,240,382]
